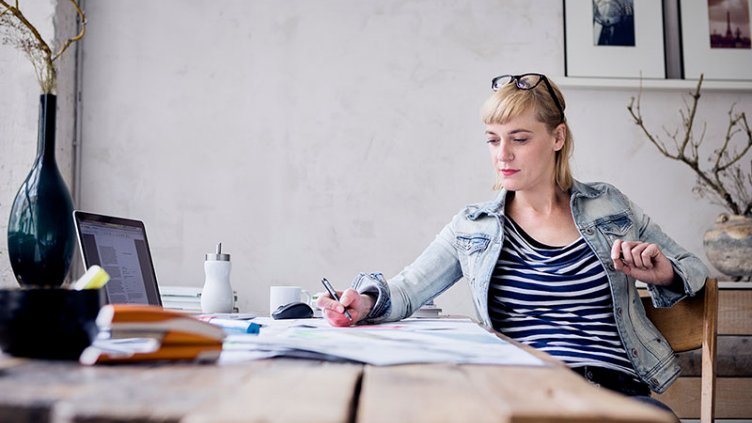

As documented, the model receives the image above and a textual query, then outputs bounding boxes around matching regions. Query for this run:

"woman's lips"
[501,169,519,176]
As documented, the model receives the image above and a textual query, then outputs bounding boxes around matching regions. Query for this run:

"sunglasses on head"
[491,73,565,123]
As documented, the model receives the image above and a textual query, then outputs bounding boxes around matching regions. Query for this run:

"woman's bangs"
[481,88,535,125]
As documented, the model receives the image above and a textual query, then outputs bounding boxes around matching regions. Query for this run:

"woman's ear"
[553,123,566,151]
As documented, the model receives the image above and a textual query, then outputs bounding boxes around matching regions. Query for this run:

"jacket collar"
[465,191,506,220]
[570,179,603,199]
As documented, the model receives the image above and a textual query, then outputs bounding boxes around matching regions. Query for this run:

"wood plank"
[62,361,259,422]
[701,277,718,423]
[641,290,705,352]
[463,365,675,423]
[718,290,752,335]
[0,359,126,423]
[638,288,752,336]
[0,355,25,371]
[358,364,674,423]
[0,359,54,423]
[675,336,752,376]
[183,360,362,423]
[358,364,508,423]
[0,404,52,423]
[0,359,313,422]
[654,377,752,419]
[718,281,752,289]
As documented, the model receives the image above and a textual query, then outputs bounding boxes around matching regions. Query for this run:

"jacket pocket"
[455,233,492,285]
[455,233,491,255]
[595,212,634,240]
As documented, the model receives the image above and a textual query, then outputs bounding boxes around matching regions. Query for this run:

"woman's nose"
[497,142,513,161]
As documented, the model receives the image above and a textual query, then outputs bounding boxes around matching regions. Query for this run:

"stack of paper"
[160,286,239,313]
[220,318,545,367]
[80,305,226,364]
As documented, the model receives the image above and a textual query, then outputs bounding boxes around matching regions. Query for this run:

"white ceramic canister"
[201,242,234,313]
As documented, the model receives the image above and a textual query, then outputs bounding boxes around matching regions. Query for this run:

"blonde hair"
[480,76,573,192]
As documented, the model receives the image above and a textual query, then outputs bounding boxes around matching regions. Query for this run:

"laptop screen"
[73,211,162,306]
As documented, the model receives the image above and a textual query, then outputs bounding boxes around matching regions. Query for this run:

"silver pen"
[320,278,353,321]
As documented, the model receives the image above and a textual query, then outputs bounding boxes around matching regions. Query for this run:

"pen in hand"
[320,278,353,321]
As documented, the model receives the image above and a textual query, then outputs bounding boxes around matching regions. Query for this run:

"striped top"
[488,216,638,379]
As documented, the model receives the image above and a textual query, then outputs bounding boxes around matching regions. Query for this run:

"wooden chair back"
[641,278,718,423]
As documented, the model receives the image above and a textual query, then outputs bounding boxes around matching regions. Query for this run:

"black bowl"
[0,288,103,360]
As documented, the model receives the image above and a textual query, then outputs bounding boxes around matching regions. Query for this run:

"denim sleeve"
[631,201,710,307]
[350,215,465,324]
[351,272,392,322]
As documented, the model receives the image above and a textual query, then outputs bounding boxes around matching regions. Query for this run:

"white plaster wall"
[0,0,77,287]
[76,1,750,317]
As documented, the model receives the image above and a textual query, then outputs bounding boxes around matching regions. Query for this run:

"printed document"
[220,318,545,366]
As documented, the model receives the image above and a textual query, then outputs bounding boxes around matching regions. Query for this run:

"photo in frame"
[564,0,666,78]
[680,0,752,80]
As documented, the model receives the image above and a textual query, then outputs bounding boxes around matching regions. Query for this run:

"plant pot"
[0,288,102,360]
[7,94,75,287]
[703,213,752,278]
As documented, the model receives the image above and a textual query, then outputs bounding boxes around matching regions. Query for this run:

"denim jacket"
[352,180,709,393]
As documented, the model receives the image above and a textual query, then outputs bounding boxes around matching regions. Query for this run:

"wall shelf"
[556,76,752,92]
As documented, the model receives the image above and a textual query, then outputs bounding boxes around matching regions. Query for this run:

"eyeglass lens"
[514,74,542,89]
[491,76,512,91]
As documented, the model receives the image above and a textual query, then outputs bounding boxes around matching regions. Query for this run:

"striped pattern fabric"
[489,216,638,379]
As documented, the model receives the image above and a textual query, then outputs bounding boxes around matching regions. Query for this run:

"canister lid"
[206,242,230,261]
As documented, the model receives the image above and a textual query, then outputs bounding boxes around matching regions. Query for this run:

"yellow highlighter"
[73,265,111,290]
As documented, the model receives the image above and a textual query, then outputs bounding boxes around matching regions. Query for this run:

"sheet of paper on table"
[220,317,545,367]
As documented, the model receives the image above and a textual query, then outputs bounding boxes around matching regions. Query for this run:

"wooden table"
[0,353,675,423]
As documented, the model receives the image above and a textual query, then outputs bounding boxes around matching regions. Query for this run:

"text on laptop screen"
[78,219,160,305]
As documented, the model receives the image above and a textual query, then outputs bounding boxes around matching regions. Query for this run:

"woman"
[317,73,708,414]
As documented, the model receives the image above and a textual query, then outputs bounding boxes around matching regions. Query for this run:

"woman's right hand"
[317,288,374,327]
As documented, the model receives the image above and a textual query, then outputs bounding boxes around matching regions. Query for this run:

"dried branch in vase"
[0,0,86,94]
[627,75,752,217]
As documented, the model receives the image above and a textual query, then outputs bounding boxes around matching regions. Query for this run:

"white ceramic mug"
[269,286,311,315]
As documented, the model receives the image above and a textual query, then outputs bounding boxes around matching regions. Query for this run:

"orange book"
[80,341,222,364]
[80,304,225,365]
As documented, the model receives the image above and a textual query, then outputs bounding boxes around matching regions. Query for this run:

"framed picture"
[564,0,666,78]
[680,0,752,80]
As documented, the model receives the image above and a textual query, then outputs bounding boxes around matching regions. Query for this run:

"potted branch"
[1,1,86,286]
[628,75,752,280]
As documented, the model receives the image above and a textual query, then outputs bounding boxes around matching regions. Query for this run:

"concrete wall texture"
[2,1,750,317]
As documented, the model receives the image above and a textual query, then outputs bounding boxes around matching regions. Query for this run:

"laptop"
[73,211,163,306]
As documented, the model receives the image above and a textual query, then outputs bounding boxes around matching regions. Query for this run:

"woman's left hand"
[610,239,675,286]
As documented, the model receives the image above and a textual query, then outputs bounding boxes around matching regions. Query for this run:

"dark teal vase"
[7,94,75,287]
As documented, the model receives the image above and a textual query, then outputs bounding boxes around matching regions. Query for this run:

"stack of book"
[160,286,239,313]
[413,300,443,318]
[80,304,225,364]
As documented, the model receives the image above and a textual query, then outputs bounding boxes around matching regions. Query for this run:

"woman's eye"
[486,139,499,144]
[513,138,528,143]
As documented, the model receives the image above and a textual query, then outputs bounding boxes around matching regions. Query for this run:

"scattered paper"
[219,318,544,367]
